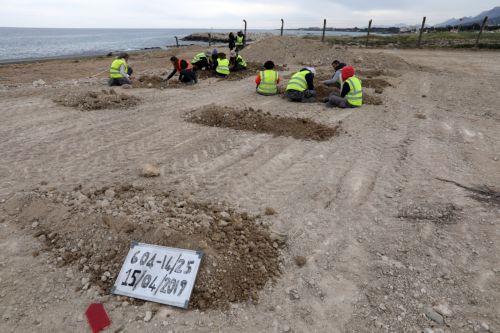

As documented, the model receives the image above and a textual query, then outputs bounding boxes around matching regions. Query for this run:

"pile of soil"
[187,105,339,141]
[241,36,411,70]
[10,184,284,310]
[362,78,393,93]
[54,89,140,111]
[397,202,460,224]
[133,75,183,89]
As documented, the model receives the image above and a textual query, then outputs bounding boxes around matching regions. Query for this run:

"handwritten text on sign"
[111,242,203,309]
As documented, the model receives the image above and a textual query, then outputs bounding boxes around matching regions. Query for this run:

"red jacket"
[176,59,192,71]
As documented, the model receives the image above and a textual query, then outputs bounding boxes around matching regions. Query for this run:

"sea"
[0,27,367,63]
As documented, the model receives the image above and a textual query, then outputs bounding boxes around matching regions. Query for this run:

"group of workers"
[109,47,363,109]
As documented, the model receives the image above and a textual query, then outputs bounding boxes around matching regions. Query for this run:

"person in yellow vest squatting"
[191,51,212,71]
[215,53,230,78]
[109,53,133,86]
[256,61,280,96]
[285,67,316,102]
[235,31,245,52]
[229,52,247,72]
[324,66,362,108]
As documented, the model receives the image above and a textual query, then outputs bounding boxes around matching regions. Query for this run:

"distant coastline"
[0,28,367,63]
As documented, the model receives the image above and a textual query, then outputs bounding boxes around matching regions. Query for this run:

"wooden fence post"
[475,16,488,48]
[366,19,372,47]
[174,36,179,48]
[243,19,247,46]
[281,19,284,36]
[322,19,327,42]
[417,16,426,48]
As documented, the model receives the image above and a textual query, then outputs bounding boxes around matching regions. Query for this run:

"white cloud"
[0,0,498,28]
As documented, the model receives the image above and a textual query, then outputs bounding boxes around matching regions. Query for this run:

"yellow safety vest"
[286,70,310,92]
[236,55,247,68]
[216,58,230,75]
[109,59,127,79]
[345,76,363,107]
[236,35,244,46]
[192,53,206,63]
[257,70,279,95]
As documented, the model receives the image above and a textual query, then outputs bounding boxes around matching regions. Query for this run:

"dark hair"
[170,56,178,62]
[264,61,275,70]
[218,53,226,59]
[332,60,340,65]
[180,60,188,70]
[118,52,129,59]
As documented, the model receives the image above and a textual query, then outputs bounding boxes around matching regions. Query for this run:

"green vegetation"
[306,31,500,49]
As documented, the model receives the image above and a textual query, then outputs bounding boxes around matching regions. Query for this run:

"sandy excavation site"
[0,36,499,332]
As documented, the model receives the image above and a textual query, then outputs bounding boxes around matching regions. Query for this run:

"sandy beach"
[0,36,499,332]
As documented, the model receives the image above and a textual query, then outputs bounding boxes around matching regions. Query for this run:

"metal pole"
[281,19,284,36]
[366,19,372,47]
[208,33,211,47]
[243,19,247,46]
[417,16,426,48]
[475,16,488,48]
[322,19,327,42]
[174,36,179,48]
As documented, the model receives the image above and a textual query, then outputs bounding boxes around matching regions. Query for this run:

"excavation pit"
[187,105,339,141]
[133,75,184,89]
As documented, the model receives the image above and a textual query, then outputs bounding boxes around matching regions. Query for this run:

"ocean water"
[0,27,366,62]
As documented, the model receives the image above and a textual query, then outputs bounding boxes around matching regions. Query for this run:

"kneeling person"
[256,61,280,96]
[285,67,316,102]
[215,53,230,78]
[325,66,362,108]
[179,60,197,85]
[191,51,211,71]
[166,56,191,81]
[230,52,247,71]
[109,53,132,86]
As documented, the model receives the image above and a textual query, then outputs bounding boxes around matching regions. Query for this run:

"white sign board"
[111,242,203,309]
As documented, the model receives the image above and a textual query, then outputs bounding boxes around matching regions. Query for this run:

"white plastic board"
[111,242,203,309]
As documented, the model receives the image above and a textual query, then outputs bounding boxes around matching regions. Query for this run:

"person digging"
[324,65,363,108]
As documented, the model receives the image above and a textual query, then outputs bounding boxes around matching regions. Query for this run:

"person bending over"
[166,56,191,81]
[230,52,247,72]
[285,67,316,102]
[179,60,198,85]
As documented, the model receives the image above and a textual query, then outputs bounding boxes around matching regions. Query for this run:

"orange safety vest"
[176,59,192,71]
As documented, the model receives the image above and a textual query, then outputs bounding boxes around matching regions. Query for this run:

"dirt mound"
[11,185,283,310]
[362,78,392,92]
[241,36,411,70]
[364,93,383,105]
[133,75,184,89]
[397,202,460,224]
[54,89,140,111]
[187,105,339,141]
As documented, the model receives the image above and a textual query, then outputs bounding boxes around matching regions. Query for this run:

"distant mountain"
[435,6,500,27]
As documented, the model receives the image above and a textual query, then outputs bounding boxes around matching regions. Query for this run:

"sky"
[0,0,498,29]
